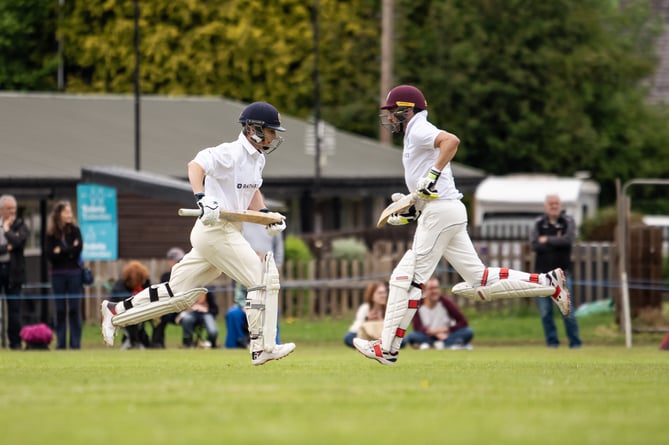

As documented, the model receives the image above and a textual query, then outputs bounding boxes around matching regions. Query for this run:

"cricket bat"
[376,192,417,228]
[178,208,285,225]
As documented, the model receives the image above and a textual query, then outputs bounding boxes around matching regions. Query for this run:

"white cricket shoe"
[100,300,118,346]
[546,268,571,316]
[353,338,398,366]
[251,343,296,366]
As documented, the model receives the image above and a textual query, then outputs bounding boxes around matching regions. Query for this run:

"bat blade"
[178,209,284,225]
[376,193,417,228]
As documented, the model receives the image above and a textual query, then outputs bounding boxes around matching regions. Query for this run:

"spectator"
[343,282,388,348]
[406,277,474,350]
[150,247,186,348]
[177,290,219,348]
[0,194,30,350]
[225,221,284,349]
[110,260,151,350]
[45,200,84,350]
[531,194,582,349]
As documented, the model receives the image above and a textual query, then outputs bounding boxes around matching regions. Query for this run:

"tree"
[0,0,58,90]
[394,0,669,204]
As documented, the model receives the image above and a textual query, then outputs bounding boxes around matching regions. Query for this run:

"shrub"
[331,237,368,262]
[285,234,313,263]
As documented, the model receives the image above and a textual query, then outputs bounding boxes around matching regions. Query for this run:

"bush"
[285,235,313,263]
[330,237,368,262]
[580,206,644,241]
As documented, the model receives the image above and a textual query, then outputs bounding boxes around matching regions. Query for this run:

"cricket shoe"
[546,268,571,316]
[251,343,296,366]
[353,338,398,366]
[100,300,118,346]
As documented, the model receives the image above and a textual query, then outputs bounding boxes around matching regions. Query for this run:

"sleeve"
[193,144,234,176]
[411,301,427,333]
[348,303,369,333]
[206,290,219,318]
[44,235,59,262]
[443,297,468,331]
[6,220,29,250]
[530,217,547,252]
[546,214,576,248]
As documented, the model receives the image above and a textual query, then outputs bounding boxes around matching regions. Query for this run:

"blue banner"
[77,184,118,260]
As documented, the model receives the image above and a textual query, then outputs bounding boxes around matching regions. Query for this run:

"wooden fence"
[79,240,619,322]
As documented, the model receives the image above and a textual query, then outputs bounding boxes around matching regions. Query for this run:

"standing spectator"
[150,247,186,348]
[343,282,388,348]
[406,277,474,350]
[45,200,84,350]
[225,221,284,349]
[531,194,582,349]
[0,195,30,350]
[110,260,151,350]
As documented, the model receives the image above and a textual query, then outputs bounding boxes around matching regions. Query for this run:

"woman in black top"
[45,200,84,350]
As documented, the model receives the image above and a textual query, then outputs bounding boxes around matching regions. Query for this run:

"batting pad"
[452,280,554,301]
[246,252,280,353]
[112,288,207,327]
[382,250,421,352]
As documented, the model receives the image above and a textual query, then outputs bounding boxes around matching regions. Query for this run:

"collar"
[238,132,263,157]
[405,109,428,135]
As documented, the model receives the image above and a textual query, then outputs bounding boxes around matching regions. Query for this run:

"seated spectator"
[406,277,474,350]
[110,260,151,350]
[177,290,219,348]
[343,282,388,348]
[150,247,185,348]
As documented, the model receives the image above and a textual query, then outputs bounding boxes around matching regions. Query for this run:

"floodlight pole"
[618,178,669,348]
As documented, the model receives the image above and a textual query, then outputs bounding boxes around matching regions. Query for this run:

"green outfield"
[1,312,667,445]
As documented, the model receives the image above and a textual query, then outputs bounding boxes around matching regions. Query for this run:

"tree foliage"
[0,0,58,90]
[3,0,669,207]
[394,0,669,203]
[58,0,379,123]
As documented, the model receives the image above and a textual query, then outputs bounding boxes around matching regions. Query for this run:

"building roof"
[0,92,485,184]
[475,174,600,205]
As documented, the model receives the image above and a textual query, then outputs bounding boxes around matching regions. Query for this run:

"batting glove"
[387,205,421,226]
[391,192,406,202]
[196,194,220,226]
[416,168,441,200]
[266,219,286,236]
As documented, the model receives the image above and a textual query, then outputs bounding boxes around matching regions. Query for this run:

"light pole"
[133,0,141,171]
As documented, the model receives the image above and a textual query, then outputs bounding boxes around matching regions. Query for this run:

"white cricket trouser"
[168,219,263,294]
[413,199,531,286]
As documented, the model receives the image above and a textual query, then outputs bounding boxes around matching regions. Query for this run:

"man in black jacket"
[0,195,30,350]
[530,194,582,348]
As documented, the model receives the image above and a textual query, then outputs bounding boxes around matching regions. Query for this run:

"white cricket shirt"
[192,132,265,211]
[402,110,462,201]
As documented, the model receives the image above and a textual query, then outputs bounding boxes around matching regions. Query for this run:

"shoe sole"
[252,347,296,366]
[552,269,571,316]
[353,343,396,366]
[100,301,116,346]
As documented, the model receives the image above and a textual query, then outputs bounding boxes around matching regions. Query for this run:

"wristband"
[428,168,441,181]
[259,208,270,213]
[194,192,205,203]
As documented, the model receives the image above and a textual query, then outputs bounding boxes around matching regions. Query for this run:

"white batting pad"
[112,287,207,327]
[452,280,554,301]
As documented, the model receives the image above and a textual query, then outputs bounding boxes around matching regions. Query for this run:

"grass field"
[1,311,668,445]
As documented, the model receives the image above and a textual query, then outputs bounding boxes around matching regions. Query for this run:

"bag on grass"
[357,320,384,340]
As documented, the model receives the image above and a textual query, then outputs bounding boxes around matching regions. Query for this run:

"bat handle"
[178,208,201,217]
